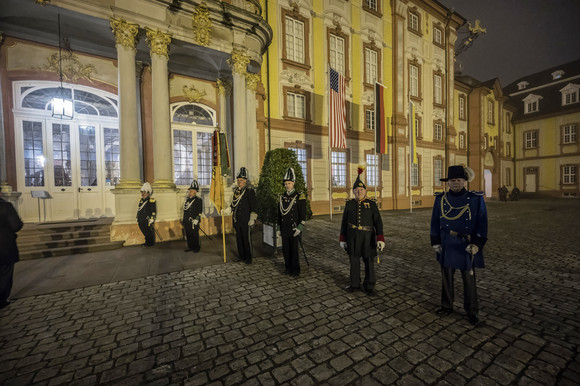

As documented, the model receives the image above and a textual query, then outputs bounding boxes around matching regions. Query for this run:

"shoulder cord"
[231,188,246,208]
[279,194,297,216]
[183,197,196,210]
[138,199,148,212]
[440,192,471,221]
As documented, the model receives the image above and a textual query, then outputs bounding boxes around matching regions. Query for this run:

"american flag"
[329,67,346,149]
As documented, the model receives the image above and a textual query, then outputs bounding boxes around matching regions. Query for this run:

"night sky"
[438,0,580,87]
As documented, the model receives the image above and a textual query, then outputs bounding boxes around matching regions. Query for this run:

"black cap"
[189,180,199,191]
[236,167,248,179]
[283,167,295,182]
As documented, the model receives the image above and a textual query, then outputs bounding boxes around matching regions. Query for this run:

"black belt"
[442,227,469,240]
[349,223,373,232]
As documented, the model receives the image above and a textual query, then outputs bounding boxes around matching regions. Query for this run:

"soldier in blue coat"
[278,167,307,277]
[0,191,23,309]
[183,180,203,252]
[137,182,156,247]
[430,165,488,326]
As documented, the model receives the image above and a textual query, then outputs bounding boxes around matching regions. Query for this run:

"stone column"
[146,28,175,190]
[110,18,141,189]
[228,49,250,179]
[245,73,260,180]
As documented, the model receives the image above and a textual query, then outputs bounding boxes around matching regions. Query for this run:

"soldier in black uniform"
[224,167,257,264]
[278,167,307,277]
[183,180,203,252]
[339,170,385,295]
[137,182,156,247]
[0,189,23,309]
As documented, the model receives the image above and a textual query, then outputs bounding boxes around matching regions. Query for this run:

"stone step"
[18,235,114,252]
[17,229,110,244]
[19,241,125,260]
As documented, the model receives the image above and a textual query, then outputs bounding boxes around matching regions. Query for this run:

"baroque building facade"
[0,0,272,243]
[504,58,580,197]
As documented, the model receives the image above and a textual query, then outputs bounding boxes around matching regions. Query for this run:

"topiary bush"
[256,148,312,225]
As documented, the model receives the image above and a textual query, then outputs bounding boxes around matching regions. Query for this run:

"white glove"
[192,219,199,226]
[377,241,385,251]
[248,212,257,226]
[466,244,479,255]
[148,218,154,227]
[432,244,442,254]
[222,207,232,216]
[340,241,347,250]
[293,228,301,237]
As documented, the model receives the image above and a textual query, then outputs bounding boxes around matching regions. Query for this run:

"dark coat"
[182,196,203,227]
[0,198,24,264]
[231,186,256,226]
[137,197,156,224]
[340,198,384,258]
[430,188,488,271]
[277,190,307,237]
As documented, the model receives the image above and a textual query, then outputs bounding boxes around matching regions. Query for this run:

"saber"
[468,235,475,275]
[153,225,163,241]
[298,234,310,266]
[198,225,213,241]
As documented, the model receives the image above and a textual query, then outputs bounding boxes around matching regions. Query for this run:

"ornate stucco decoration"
[227,49,250,75]
[145,28,172,58]
[280,70,313,89]
[245,73,260,92]
[468,20,487,34]
[216,78,232,95]
[289,0,300,13]
[35,0,50,5]
[232,0,260,15]
[110,18,139,49]
[332,16,342,33]
[183,85,207,102]
[43,51,96,82]
[363,90,374,104]
[192,3,212,46]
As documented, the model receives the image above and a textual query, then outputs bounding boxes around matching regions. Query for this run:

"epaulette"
[150,198,156,202]
[299,193,306,200]
[434,191,444,196]
[470,191,484,196]
[367,197,377,202]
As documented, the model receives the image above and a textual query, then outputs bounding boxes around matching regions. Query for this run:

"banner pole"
[328,65,333,221]
[222,202,226,263]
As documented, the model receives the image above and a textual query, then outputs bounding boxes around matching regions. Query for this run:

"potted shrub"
[256,148,312,247]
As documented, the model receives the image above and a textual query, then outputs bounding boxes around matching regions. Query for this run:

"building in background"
[505,58,580,198]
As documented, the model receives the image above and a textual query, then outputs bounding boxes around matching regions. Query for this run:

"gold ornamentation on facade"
[468,20,487,34]
[35,0,51,5]
[192,3,212,46]
[227,49,250,75]
[183,85,207,102]
[145,28,172,58]
[44,51,96,82]
[216,78,232,95]
[110,18,139,49]
[245,73,260,92]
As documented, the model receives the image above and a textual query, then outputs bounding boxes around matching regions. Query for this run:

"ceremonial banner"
[329,67,347,149]
[210,131,225,212]
[375,83,389,154]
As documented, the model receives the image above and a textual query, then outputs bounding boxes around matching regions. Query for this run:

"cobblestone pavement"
[1,199,579,385]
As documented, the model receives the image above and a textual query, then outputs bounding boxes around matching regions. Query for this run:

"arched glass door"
[13,81,119,222]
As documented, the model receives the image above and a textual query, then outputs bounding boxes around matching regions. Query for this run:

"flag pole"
[409,97,412,214]
[221,175,226,263]
[374,83,378,201]
[328,65,333,221]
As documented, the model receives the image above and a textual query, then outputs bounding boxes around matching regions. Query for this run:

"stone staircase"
[17,218,124,260]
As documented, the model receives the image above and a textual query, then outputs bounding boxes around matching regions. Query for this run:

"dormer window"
[523,94,542,114]
[517,81,529,90]
[560,83,579,106]
[552,70,565,80]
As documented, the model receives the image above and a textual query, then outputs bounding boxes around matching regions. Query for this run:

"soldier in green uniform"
[183,180,203,252]
[339,170,385,295]
[278,167,307,276]
[137,182,156,247]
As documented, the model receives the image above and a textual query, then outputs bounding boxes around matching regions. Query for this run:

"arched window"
[19,85,118,117]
